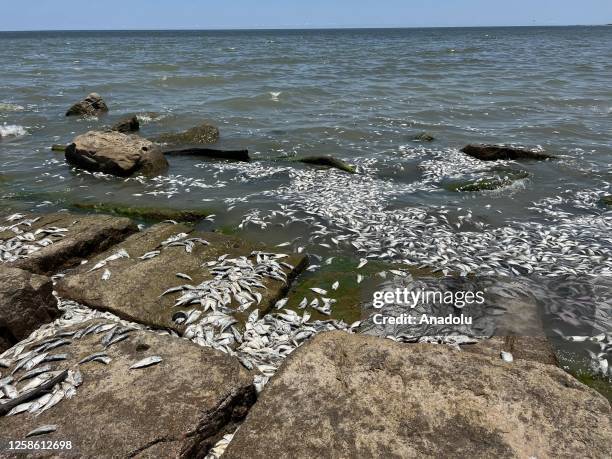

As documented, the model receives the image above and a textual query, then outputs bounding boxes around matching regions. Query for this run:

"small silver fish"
[78,353,111,365]
[26,425,57,438]
[129,356,162,370]
[274,298,288,309]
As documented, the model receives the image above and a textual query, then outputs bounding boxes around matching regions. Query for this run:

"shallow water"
[0,27,611,384]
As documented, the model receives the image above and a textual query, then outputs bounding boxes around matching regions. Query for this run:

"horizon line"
[0,24,609,33]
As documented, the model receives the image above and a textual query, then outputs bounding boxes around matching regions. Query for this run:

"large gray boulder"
[0,319,256,457]
[224,331,611,459]
[65,92,108,117]
[65,131,169,177]
[0,266,59,353]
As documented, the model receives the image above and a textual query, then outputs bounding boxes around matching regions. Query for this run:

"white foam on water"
[0,103,24,112]
[0,123,27,138]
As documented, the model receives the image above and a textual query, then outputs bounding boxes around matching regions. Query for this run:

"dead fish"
[102,269,111,281]
[66,369,83,388]
[176,272,193,281]
[6,402,33,416]
[357,274,364,284]
[18,365,52,382]
[25,425,57,438]
[24,353,48,371]
[331,281,339,290]
[1,384,18,399]
[357,258,368,269]
[139,250,160,260]
[298,297,308,309]
[104,333,130,349]
[129,356,162,370]
[310,287,328,295]
[79,353,111,365]
[500,351,514,363]
[28,393,53,414]
[274,298,288,309]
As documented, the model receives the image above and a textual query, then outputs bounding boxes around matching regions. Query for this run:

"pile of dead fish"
[166,251,293,315]
[0,306,163,419]
[0,214,66,262]
[236,164,612,278]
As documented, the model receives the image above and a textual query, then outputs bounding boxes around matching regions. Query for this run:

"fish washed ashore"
[1,26,612,457]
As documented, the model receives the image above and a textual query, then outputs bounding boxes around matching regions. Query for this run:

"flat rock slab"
[0,320,255,458]
[224,331,611,459]
[56,224,308,332]
[0,266,59,353]
[1,213,137,275]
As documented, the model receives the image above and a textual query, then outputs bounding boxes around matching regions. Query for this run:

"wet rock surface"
[297,156,356,174]
[224,331,611,459]
[163,147,250,162]
[55,224,308,332]
[111,114,140,133]
[155,123,220,146]
[0,266,58,353]
[70,202,212,223]
[0,320,256,458]
[461,144,554,161]
[2,212,138,275]
[65,93,108,117]
[65,131,169,177]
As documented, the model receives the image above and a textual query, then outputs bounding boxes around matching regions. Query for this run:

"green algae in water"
[571,371,612,403]
[71,202,212,223]
[445,169,530,192]
[284,257,438,324]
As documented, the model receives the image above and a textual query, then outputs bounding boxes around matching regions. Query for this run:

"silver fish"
[129,356,162,370]
[25,425,57,437]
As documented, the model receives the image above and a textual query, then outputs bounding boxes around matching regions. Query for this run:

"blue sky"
[1,0,611,30]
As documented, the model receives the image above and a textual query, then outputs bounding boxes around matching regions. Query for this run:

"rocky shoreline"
[1,209,610,457]
[0,94,610,457]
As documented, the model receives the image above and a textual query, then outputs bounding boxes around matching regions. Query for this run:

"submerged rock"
[412,131,435,142]
[50,144,67,152]
[111,115,139,133]
[445,169,530,192]
[2,212,137,275]
[71,202,211,222]
[461,144,554,161]
[0,320,256,457]
[297,156,356,174]
[600,195,612,207]
[65,93,109,117]
[155,122,220,145]
[224,331,611,459]
[0,266,59,353]
[65,131,169,177]
[163,147,250,162]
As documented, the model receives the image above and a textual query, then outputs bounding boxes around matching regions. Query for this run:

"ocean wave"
[0,123,27,138]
